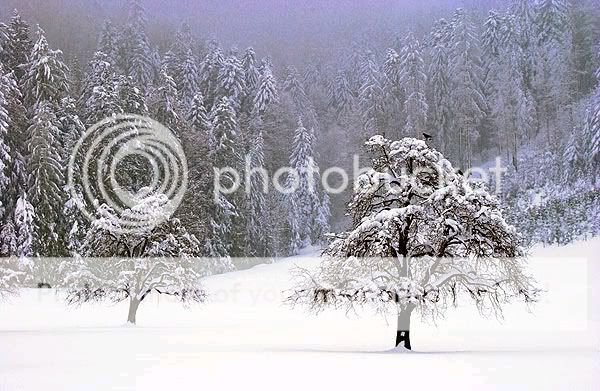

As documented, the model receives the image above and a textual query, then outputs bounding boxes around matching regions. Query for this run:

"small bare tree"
[289,136,539,350]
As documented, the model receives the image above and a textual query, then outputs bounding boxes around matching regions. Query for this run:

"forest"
[0,0,598,279]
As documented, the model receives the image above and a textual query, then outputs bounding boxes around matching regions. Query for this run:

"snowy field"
[1,239,599,391]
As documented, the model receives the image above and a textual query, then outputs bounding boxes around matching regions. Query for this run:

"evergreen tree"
[81,51,121,125]
[217,54,246,111]
[22,27,70,108]
[399,32,428,137]
[358,51,384,135]
[252,61,277,116]
[428,20,452,153]
[0,10,32,82]
[97,20,119,67]
[116,75,147,115]
[287,118,321,253]
[448,9,486,168]
[179,49,200,114]
[242,47,260,104]
[187,93,211,136]
[26,102,65,256]
[149,67,179,129]
[123,0,154,90]
[14,193,34,258]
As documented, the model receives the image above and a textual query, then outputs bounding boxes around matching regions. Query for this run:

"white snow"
[1,239,599,390]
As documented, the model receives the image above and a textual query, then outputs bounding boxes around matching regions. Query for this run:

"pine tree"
[14,193,34,258]
[314,193,331,244]
[330,70,355,117]
[287,118,321,253]
[81,51,121,125]
[510,0,538,90]
[123,0,154,90]
[399,32,428,137]
[242,47,260,105]
[383,48,402,107]
[206,97,240,257]
[244,116,268,256]
[199,41,224,110]
[179,49,200,114]
[97,20,119,67]
[149,66,179,129]
[283,66,317,129]
[0,70,12,227]
[428,20,452,153]
[217,54,246,111]
[26,102,65,256]
[0,10,33,82]
[358,51,384,135]
[163,22,194,90]
[536,0,570,46]
[116,75,147,115]
[187,93,211,136]
[22,27,70,108]
[253,61,277,116]
[448,9,486,168]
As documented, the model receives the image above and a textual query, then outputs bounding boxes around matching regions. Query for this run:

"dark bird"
[457,169,464,176]
[422,132,433,141]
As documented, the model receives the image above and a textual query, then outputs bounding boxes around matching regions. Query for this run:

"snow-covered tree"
[287,118,321,253]
[242,47,260,109]
[283,66,317,129]
[178,49,200,114]
[448,9,486,168]
[313,193,331,244]
[428,19,452,153]
[14,193,34,258]
[330,70,355,117]
[116,75,147,115]
[22,27,69,108]
[26,102,65,256]
[61,196,209,324]
[81,51,121,125]
[187,93,211,136]
[217,54,246,111]
[149,66,179,129]
[0,10,32,82]
[122,0,154,90]
[253,61,277,116]
[289,136,539,350]
[97,20,119,67]
[358,51,384,135]
[206,97,239,257]
[399,32,428,137]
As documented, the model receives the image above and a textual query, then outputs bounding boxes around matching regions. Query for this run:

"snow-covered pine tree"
[448,8,486,169]
[81,51,121,125]
[252,60,278,116]
[536,0,570,47]
[26,101,66,256]
[123,0,154,91]
[287,118,321,253]
[0,65,12,221]
[510,0,538,91]
[428,19,452,154]
[289,136,539,350]
[217,54,246,112]
[399,32,428,137]
[0,10,32,82]
[283,66,317,129]
[178,49,200,114]
[149,66,179,129]
[313,193,331,244]
[116,75,147,115]
[330,70,354,117]
[358,51,384,136]
[97,20,119,68]
[62,196,210,324]
[244,116,268,256]
[22,27,70,108]
[14,193,34,258]
[162,22,194,89]
[199,41,224,110]
[187,93,211,136]
[383,48,402,114]
[241,47,260,111]
[206,97,239,257]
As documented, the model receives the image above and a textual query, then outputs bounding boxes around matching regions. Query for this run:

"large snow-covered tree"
[26,102,65,256]
[61,196,210,324]
[22,27,69,108]
[290,136,539,350]
[399,32,428,137]
[0,10,32,82]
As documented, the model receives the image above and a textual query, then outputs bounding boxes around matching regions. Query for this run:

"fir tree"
[0,10,33,82]
[22,27,70,108]
[358,51,384,135]
[399,32,428,137]
[253,61,277,116]
[179,49,200,114]
[26,102,65,256]
[123,0,154,90]
[149,67,179,129]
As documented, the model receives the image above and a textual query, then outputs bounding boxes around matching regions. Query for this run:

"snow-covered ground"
[1,239,599,390]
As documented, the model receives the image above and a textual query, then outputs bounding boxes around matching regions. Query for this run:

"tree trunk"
[395,307,413,350]
[127,298,141,325]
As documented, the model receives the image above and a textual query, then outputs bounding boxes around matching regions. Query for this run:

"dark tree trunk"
[395,307,413,350]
